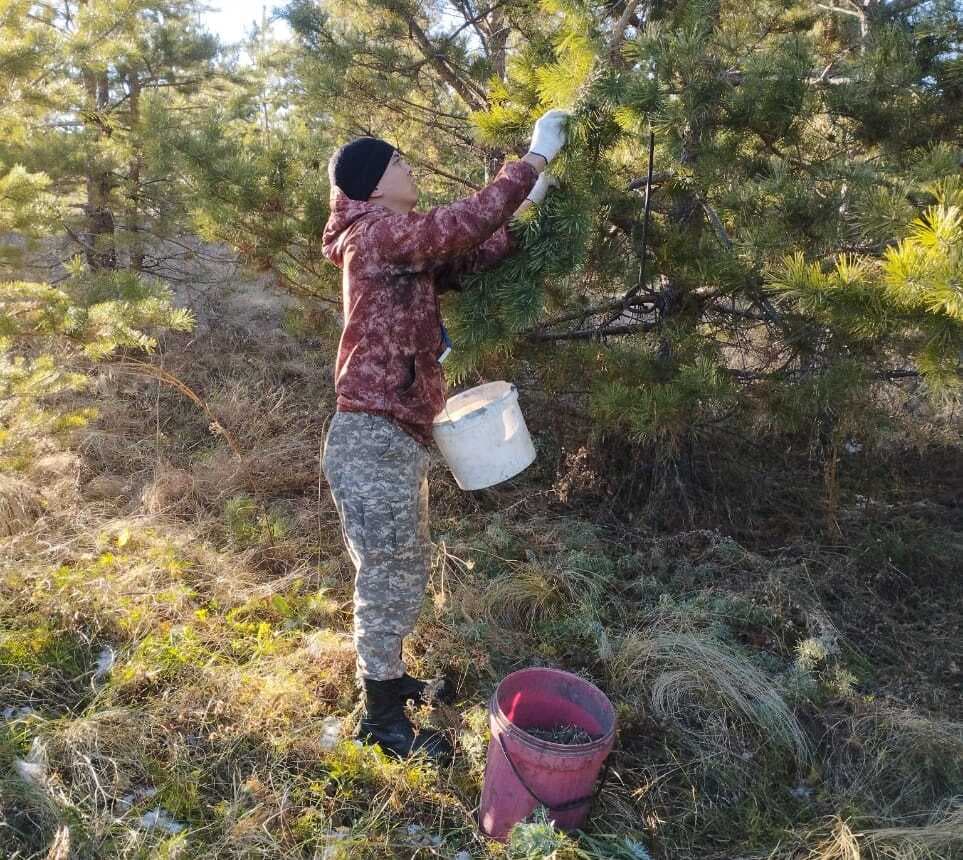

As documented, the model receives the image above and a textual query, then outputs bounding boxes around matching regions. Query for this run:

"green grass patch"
[0,621,88,678]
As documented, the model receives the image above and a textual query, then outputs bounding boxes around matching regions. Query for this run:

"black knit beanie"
[327,136,395,201]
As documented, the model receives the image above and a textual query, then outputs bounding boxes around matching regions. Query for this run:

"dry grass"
[609,620,811,764]
[863,805,963,858]
[81,474,130,502]
[191,431,321,502]
[824,706,963,819]
[3,260,961,860]
[0,474,44,537]
[479,561,584,627]
[810,818,862,860]
[807,805,963,860]
[43,707,168,813]
[140,463,196,514]
[42,824,70,860]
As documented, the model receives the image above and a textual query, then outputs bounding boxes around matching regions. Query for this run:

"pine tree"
[439,0,962,488]
[0,2,218,465]
[159,0,962,520]
[1,1,221,273]
[171,0,549,300]
[283,0,537,182]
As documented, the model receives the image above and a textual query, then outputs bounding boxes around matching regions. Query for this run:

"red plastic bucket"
[478,667,617,841]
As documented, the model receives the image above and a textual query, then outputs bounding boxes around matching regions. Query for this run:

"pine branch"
[400,154,481,191]
[439,0,513,50]
[726,367,929,382]
[604,0,646,31]
[398,8,488,110]
[694,192,734,251]
[628,172,674,190]
[528,320,661,341]
[720,67,853,86]
[523,293,659,333]
[608,0,643,64]
[815,3,863,19]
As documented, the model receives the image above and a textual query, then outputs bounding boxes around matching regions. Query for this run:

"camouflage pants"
[321,411,431,681]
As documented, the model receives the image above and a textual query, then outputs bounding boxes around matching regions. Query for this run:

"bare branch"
[609,0,643,64]
[398,7,488,110]
[816,3,863,18]
[694,192,733,250]
[528,320,661,342]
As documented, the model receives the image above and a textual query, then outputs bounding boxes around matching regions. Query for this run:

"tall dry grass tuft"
[609,621,810,764]
[824,706,963,819]
[863,804,963,858]
[808,805,963,860]
[141,464,196,515]
[810,817,861,860]
[0,475,44,537]
[480,558,604,629]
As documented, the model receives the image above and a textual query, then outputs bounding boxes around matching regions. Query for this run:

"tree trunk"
[82,68,116,270]
[483,8,510,182]
[647,0,720,516]
[126,71,144,272]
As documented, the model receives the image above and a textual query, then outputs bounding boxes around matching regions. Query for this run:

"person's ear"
[369,184,383,199]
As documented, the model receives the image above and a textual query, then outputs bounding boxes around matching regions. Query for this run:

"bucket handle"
[496,732,612,815]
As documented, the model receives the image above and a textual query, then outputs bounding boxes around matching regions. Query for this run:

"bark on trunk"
[126,71,144,272]
[82,67,116,270]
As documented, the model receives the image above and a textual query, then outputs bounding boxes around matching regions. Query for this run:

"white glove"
[526,171,559,204]
[528,108,571,164]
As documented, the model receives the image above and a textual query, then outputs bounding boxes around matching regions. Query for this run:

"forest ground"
[1,243,961,859]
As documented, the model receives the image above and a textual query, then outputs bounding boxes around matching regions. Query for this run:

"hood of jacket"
[321,188,390,269]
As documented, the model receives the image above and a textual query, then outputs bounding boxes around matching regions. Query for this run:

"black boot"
[356,677,453,763]
[394,672,457,706]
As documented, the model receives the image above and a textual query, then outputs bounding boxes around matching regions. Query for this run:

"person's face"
[369,149,418,210]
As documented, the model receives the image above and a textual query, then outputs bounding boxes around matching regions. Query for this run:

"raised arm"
[360,157,540,269]
[433,224,519,293]
[364,109,569,268]
[434,171,561,293]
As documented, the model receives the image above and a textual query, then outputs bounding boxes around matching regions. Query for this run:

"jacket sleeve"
[360,158,537,270]
[433,224,521,294]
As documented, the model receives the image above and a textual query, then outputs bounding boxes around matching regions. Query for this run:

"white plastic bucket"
[432,381,536,491]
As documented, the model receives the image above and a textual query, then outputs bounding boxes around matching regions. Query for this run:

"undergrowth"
[1,286,960,859]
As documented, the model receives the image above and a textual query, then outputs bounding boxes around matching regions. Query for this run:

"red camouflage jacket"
[320,158,538,448]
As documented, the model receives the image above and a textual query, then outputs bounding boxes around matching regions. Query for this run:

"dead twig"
[110,358,243,459]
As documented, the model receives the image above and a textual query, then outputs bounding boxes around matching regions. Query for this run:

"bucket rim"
[488,667,616,756]
[432,380,517,428]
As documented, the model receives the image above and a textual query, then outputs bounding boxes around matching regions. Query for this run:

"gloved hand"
[528,108,571,164]
[526,171,559,205]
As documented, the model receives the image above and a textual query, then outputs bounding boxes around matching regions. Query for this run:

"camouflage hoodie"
[321,157,538,448]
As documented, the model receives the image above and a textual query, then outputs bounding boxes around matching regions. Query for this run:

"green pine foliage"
[0,2,219,470]
[169,113,337,299]
[0,165,57,273]
[443,187,592,382]
[439,0,962,458]
[766,178,963,394]
[0,272,193,467]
